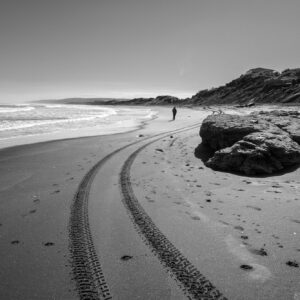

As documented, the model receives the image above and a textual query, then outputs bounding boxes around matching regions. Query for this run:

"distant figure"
[172,106,177,120]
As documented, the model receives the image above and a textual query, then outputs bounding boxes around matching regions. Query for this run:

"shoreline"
[1,102,298,152]
[0,105,159,151]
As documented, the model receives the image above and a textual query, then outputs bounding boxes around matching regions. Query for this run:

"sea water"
[0,104,157,149]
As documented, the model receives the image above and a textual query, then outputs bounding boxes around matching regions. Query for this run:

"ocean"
[0,104,157,149]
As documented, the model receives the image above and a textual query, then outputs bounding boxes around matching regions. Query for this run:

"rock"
[200,111,300,175]
[249,110,300,144]
[200,114,279,150]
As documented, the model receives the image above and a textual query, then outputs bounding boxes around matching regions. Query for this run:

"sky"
[0,0,300,103]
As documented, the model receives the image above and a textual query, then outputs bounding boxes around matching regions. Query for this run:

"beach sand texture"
[0,107,299,299]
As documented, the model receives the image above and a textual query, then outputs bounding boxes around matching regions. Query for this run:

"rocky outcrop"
[206,132,300,175]
[200,111,300,175]
[200,114,281,150]
[190,68,300,105]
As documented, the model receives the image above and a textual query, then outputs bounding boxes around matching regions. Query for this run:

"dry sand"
[0,106,299,299]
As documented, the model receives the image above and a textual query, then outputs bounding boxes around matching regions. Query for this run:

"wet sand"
[0,106,299,299]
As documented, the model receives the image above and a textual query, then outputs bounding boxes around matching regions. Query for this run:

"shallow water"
[0,103,156,149]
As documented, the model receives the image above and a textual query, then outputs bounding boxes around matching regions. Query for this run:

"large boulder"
[206,132,300,175]
[200,111,300,175]
[200,114,280,150]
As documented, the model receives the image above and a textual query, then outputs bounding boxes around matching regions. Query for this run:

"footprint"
[246,205,262,211]
[51,190,60,194]
[219,220,230,226]
[44,242,55,246]
[121,255,133,261]
[249,248,268,256]
[290,219,300,224]
[234,225,244,231]
[191,216,201,221]
[243,180,252,184]
[155,148,164,153]
[11,240,20,245]
[286,260,299,268]
[240,264,253,271]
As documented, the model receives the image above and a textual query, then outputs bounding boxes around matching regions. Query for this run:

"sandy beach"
[0,106,299,300]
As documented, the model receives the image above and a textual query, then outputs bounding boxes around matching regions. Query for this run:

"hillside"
[189,68,300,106]
[102,68,300,106]
[38,68,300,107]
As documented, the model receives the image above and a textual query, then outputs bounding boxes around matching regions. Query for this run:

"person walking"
[172,106,177,121]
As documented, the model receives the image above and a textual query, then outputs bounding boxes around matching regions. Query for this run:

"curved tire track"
[69,123,202,299]
[120,137,228,299]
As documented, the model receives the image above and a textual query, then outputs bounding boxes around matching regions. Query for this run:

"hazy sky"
[1,0,300,102]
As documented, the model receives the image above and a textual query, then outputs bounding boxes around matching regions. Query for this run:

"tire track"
[119,138,228,299]
[69,123,202,300]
